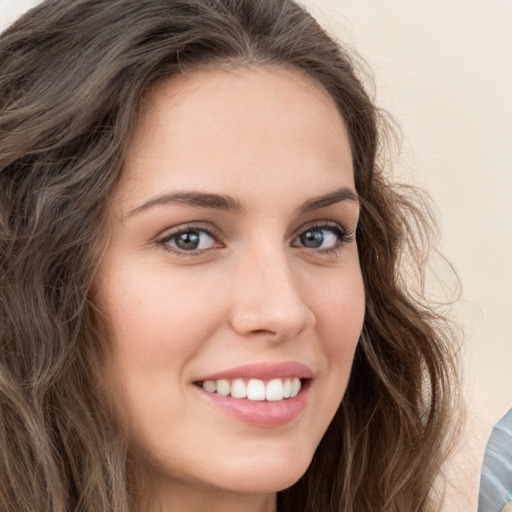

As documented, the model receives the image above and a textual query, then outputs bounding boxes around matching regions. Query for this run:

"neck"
[139,476,277,512]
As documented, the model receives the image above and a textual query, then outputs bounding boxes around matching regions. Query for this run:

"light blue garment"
[479,408,512,511]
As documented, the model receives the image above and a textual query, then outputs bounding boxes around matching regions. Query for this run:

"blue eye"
[292,224,352,251]
[160,228,217,252]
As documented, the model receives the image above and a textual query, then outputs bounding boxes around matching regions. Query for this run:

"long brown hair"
[0,1,460,510]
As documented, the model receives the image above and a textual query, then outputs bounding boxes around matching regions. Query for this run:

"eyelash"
[157,222,221,256]
[293,221,356,256]
[156,221,356,257]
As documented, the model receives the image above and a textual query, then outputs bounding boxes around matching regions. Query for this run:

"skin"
[95,66,365,512]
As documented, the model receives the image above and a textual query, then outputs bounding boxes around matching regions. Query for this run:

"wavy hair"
[0,0,460,510]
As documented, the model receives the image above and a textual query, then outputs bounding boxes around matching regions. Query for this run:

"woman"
[0,0,460,510]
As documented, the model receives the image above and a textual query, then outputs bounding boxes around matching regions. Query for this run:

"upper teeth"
[200,378,302,401]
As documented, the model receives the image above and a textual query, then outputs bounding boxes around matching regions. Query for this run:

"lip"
[194,379,311,427]
[193,362,313,427]
[194,361,313,382]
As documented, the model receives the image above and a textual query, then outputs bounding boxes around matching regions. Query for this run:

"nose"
[228,248,316,341]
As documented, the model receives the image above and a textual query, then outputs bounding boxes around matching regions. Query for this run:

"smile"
[193,362,313,426]
[197,377,303,401]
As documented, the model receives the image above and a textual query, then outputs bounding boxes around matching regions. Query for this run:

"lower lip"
[194,380,311,427]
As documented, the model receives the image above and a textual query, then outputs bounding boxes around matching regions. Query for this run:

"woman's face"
[95,67,365,504]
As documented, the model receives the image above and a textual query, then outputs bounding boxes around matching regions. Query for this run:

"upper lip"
[195,361,313,382]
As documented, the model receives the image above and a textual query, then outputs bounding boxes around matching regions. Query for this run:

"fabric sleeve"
[479,408,512,512]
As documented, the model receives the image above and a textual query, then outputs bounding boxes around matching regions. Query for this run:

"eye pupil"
[176,232,200,250]
[301,230,324,248]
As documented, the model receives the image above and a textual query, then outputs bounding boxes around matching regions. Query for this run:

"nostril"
[251,329,276,335]
[228,290,313,339]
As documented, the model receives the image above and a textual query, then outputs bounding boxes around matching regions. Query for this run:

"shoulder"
[479,408,512,512]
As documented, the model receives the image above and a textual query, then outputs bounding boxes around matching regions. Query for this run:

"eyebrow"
[128,191,246,216]
[298,187,359,213]
[128,186,359,217]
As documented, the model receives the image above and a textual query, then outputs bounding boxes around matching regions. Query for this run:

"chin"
[205,446,314,494]
[209,469,307,495]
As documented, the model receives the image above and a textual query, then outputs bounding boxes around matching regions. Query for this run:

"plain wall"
[2,0,511,509]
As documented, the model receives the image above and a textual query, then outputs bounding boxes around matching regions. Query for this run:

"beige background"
[2,0,511,509]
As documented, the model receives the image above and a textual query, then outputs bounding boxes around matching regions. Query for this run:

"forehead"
[117,66,354,211]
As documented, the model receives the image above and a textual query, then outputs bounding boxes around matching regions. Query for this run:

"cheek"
[97,261,227,444]
[309,264,365,387]
[100,260,222,368]
[313,266,365,345]
[96,261,227,441]
[292,265,364,451]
